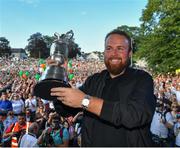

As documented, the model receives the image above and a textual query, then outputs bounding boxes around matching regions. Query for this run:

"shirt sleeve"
[166,112,174,125]
[5,123,15,133]
[32,99,37,107]
[25,100,28,107]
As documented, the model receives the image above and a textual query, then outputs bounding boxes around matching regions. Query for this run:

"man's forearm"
[86,97,104,116]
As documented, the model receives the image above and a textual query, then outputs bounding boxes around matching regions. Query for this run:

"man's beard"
[104,57,130,75]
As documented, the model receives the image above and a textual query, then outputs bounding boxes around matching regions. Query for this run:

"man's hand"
[50,87,85,108]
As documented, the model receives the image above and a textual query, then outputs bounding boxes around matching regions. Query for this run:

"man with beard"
[50,29,156,146]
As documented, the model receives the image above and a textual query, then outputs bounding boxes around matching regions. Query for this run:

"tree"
[43,35,55,49]
[137,0,180,73]
[116,25,141,52]
[0,37,11,57]
[25,31,81,59]
[68,41,81,59]
[25,33,49,58]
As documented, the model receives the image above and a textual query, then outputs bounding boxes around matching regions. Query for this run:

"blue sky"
[0,0,147,53]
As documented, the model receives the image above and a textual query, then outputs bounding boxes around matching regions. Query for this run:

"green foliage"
[1,0,179,74]
[0,37,11,57]
[43,35,55,48]
[25,32,49,58]
[136,0,180,73]
[25,32,81,59]
[116,25,140,52]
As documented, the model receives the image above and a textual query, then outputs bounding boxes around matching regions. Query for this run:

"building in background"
[11,48,27,59]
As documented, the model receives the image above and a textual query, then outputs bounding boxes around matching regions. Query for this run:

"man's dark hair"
[105,29,132,51]
[18,112,26,117]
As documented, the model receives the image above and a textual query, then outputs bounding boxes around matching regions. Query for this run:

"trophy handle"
[54,32,60,40]
[66,30,74,40]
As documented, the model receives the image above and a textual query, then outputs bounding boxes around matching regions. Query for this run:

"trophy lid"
[33,79,80,117]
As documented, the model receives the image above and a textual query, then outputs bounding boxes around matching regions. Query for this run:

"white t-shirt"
[41,99,49,105]
[49,101,54,109]
[25,98,37,112]
[150,111,174,138]
[12,99,24,114]
[19,133,38,147]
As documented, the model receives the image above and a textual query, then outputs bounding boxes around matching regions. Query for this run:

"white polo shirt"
[19,133,38,147]
[25,98,37,112]
[150,111,174,138]
[174,122,180,146]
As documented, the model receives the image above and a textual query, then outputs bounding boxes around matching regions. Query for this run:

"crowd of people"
[151,73,180,146]
[0,56,105,147]
[0,56,180,147]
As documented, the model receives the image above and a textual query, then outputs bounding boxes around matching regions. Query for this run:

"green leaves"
[25,32,49,58]
[136,0,180,73]
[0,37,11,57]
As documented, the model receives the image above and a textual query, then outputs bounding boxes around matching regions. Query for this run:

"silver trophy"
[34,31,81,117]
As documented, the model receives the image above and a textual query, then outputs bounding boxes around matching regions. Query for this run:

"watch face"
[82,98,90,107]
[81,95,90,109]
[83,99,89,106]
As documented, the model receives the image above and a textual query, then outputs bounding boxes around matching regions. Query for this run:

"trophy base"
[34,79,81,117]
[33,79,71,101]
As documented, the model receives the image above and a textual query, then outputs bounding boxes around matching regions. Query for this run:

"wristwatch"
[81,95,91,110]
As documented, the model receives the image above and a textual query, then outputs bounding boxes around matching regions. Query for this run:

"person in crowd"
[37,114,69,147]
[62,119,69,129]
[25,108,35,122]
[174,112,180,147]
[72,111,83,146]
[62,118,76,146]
[45,111,58,129]
[6,89,12,98]
[35,105,47,134]
[170,94,178,106]
[169,102,179,146]
[0,111,6,146]
[10,93,24,115]
[3,113,28,147]
[3,111,17,132]
[0,92,13,113]
[19,122,39,147]
[171,102,179,121]
[50,29,156,146]
[150,100,174,146]
[25,93,37,118]
[171,85,180,104]
[38,98,50,114]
